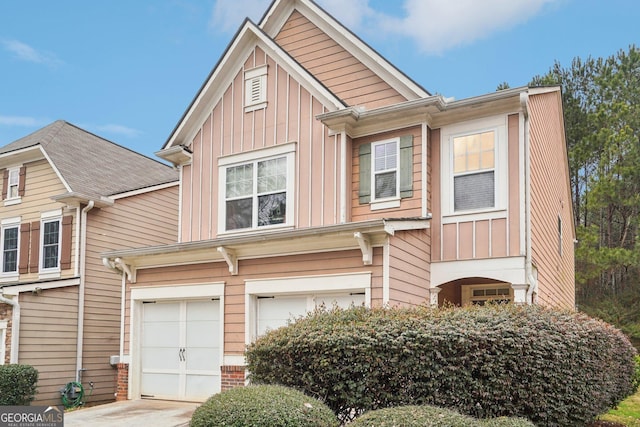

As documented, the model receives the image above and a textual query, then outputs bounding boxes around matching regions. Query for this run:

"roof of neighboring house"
[0,120,178,200]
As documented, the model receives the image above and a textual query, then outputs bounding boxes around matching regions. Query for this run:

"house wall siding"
[17,286,79,406]
[126,249,382,355]
[528,91,575,308]
[181,47,343,242]
[83,185,179,404]
[388,229,431,306]
[274,10,406,109]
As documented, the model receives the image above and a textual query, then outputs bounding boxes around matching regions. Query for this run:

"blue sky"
[1,0,638,159]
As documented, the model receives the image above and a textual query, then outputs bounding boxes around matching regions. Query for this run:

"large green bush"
[0,364,38,405]
[189,384,338,427]
[350,405,535,427]
[246,304,637,425]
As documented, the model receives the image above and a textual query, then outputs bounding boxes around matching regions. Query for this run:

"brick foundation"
[115,363,129,401]
[221,365,246,391]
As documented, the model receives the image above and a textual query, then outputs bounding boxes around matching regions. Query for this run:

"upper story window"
[244,65,267,112]
[2,166,25,206]
[1,218,20,276]
[441,116,507,217]
[219,143,295,233]
[41,215,61,272]
[453,131,495,211]
[359,134,414,210]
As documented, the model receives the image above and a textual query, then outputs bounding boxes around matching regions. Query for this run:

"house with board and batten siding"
[0,120,179,406]
[101,0,575,402]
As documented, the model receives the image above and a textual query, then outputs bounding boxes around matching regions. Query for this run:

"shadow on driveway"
[64,399,199,427]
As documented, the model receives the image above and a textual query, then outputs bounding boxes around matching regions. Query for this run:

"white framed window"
[462,284,513,306]
[7,168,19,199]
[244,65,267,112]
[372,138,399,202]
[441,116,507,217]
[1,218,20,276]
[219,143,295,233]
[40,212,62,273]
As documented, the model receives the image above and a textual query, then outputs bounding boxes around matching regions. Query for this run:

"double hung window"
[1,220,19,275]
[453,130,495,211]
[41,217,61,271]
[372,139,399,201]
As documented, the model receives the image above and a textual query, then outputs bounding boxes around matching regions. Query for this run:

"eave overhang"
[155,145,193,167]
[318,86,529,138]
[51,192,114,208]
[102,217,431,277]
[0,145,46,168]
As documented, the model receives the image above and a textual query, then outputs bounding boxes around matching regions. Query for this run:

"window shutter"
[1,169,7,200]
[18,166,26,197]
[19,223,30,274]
[399,135,413,198]
[29,221,40,273]
[60,215,73,270]
[358,143,371,204]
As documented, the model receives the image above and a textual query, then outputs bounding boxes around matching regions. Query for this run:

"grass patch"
[598,389,640,427]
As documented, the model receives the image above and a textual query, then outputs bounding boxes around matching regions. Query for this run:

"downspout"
[75,200,95,382]
[101,257,127,362]
[0,293,19,364]
[521,92,535,304]
[340,130,347,224]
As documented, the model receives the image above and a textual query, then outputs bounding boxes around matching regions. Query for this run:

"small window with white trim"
[1,219,19,276]
[244,65,267,112]
[453,130,495,211]
[372,139,399,201]
[7,168,19,199]
[41,216,61,272]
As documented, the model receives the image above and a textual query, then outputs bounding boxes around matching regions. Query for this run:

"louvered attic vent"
[244,65,267,112]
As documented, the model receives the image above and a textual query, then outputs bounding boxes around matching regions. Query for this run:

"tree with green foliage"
[531,45,640,348]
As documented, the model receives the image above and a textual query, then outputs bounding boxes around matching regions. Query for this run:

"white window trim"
[4,167,22,206]
[371,138,400,206]
[441,115,508,218]
[39,215,62,277]
[244,272,372,344]
[0,217,20,279]
[244,65,268,112]
[218,142,296,234]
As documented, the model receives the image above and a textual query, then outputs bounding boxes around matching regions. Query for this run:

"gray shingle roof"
[0,120,177,199]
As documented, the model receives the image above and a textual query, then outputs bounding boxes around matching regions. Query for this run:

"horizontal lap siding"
[130,249,382,355]
[388,230,431,306]
[274,10,406,109]
[528,92,575,308]
[352,126,423,221]
[84,186,179,404]
[18,287,79,405]
[183,47,340,241]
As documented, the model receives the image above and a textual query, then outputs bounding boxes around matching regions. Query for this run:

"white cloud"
[0,115,48,127]
[209,0,558,55]
[1,39,63,67]
[95,124,142,138]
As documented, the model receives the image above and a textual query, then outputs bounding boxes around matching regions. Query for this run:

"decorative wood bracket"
[114,258,136,283]
[217,246,238,275]
[354,232,372,265]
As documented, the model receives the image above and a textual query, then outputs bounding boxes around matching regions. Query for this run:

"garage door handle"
[178,348,185,361]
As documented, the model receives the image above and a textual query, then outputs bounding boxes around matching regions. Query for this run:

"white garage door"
[257,293,365,337]
[140,299,220,401]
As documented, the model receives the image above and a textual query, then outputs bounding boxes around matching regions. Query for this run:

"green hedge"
[190,384,338,427]
[350,405,535,427]
[0,364,38,405]
[246,304,637,425]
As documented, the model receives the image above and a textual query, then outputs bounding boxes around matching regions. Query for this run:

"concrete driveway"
[64,399,200,427]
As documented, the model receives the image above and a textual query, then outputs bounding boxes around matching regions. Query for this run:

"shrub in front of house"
[189,384,338,427]
[350,405,536,427]
[245,304,638,425]
[0,364,38,405]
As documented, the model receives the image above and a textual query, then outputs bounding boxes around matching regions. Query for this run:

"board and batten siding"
[128,248,382,356]
[17,286,79,406]
[181,46,341,242]
[274,10,407,109]
[528,91,575,308]
[83,185,179,404]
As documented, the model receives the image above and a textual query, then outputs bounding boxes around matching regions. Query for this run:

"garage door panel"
[186,300,219,321]
[142,322,179,347]
[186,374,218,398]
[316,294,365,309]
[257,296,307,336]
[186,348,220,371]
[141,347,180,371]
[141,373,179,397]
[143,302,180,321]
[186,320,219,348]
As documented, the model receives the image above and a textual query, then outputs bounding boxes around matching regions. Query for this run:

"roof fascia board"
[260,0,430,100]
[164,20,345,150]
[110,181,179,200]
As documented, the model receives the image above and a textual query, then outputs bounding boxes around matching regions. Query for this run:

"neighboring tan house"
[0,120,179,405]
[101,0,575,402]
